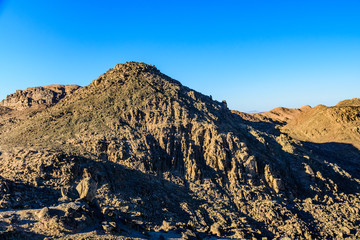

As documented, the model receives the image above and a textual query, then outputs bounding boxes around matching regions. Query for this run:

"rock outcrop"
[0,84,80,110]
[336,97,360,107]
[76,170,98,202]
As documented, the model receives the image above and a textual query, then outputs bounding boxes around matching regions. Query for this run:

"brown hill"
[283,104,360,148]
[258,105,312,122]
[256,101,360,149]
[232,105,312,125]
[0,62,359,239]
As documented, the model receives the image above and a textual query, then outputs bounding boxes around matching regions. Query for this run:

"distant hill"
[252,101,360,149]
[258,105,312,122]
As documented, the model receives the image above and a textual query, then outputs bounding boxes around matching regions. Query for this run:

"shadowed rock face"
[0,62,359,239]
[0,106,11,115]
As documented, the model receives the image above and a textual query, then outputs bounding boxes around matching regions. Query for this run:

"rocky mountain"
[0,62,359,239]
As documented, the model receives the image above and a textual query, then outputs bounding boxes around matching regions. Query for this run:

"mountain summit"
[0,62,359,239]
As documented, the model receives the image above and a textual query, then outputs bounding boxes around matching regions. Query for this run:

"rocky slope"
[0,62,359,239]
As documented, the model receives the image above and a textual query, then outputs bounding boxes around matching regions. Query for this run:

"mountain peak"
[113,61,158,72]
[91,62,167,88]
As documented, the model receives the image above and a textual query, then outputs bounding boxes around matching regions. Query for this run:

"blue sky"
[0,0,359,112]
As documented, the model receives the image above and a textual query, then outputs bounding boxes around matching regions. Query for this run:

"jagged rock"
[181,229,198,239]
[60,186,78,201]
[304,163,315,180]
[244,156,258,175]
[210,222,222,236]
[102,221,116,233]
[159,220,175,232]
[264,165,284,193]
[37,207,50,220]
[76,177,97,202]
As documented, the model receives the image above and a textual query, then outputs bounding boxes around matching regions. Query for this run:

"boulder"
[76,177,97,202]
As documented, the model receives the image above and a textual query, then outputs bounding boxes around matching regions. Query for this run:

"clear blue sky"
[0,0,359,112]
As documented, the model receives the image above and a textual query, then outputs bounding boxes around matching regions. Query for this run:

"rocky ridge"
[0,62,359,239]
[0,84,80,110]
[337,98,360,107]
